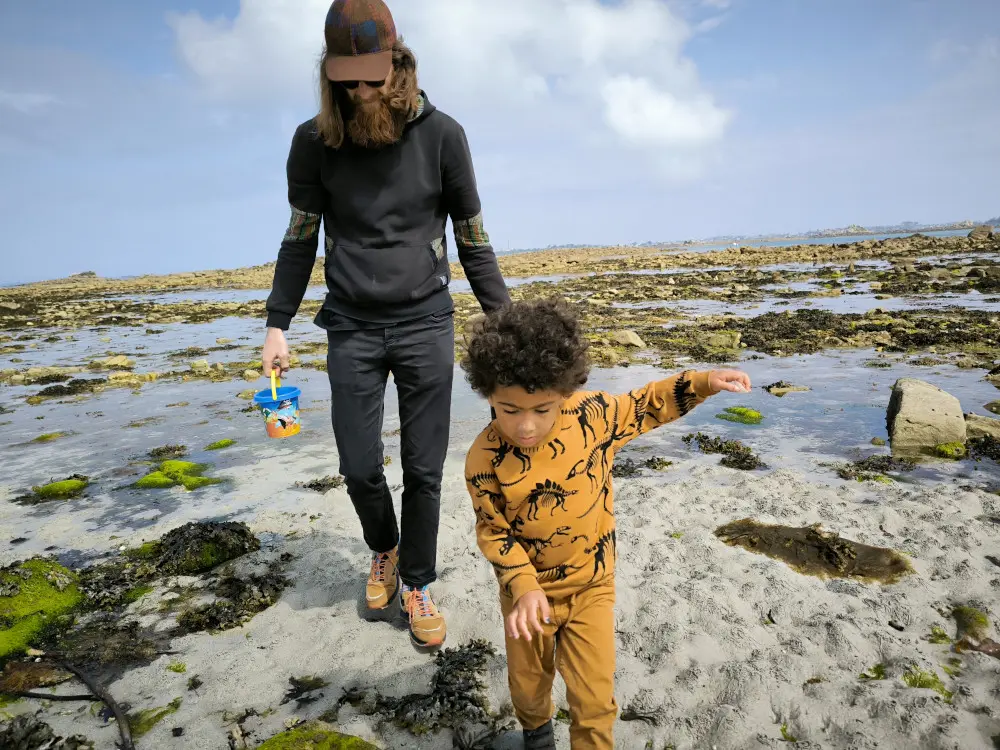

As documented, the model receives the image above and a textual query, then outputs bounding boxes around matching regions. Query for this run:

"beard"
[342,90,407,149]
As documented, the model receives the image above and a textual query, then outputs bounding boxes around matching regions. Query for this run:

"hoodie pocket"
[325,241,449,307]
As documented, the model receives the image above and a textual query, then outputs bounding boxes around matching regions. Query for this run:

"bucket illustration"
[254,372,302,439]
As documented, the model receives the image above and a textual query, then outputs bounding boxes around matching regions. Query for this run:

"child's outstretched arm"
[464,451,541,603]
[611,368,751,448]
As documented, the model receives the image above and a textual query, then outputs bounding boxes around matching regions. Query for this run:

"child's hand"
[709,369,752,394]
[507,590,552,642]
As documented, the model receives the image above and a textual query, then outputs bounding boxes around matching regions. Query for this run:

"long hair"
[315,39,420,149]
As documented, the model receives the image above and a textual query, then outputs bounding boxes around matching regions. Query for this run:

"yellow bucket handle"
[270,369,281,401]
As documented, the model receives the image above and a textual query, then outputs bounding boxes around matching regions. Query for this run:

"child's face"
[488,385,566,448]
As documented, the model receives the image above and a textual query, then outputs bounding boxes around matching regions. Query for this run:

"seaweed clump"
[133,460,224,491]
[332,639,513,742]
[613,456,673,478]
[970,435,1000,462]
[176,563,289,634]
[714,519,914,583]
[12,475,90,506]
[148,444,187,461]
[0,715,94,749]
[837,455,914,482]
[78,521,260,609]
[295,475,346,493]
[715,406,763,425]
[682,432,766,470]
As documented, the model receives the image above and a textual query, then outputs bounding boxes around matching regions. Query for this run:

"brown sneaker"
[365,548,399,610]
[401,585,447,648]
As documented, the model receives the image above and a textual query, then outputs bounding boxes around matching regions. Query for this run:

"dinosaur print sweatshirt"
[465,370,717,602]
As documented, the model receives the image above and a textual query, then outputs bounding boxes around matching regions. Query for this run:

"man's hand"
[262,327,291,377]
[506,589,551,642]
[708,369,752,394]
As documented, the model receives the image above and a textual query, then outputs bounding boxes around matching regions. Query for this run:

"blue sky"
[0,0,997,284]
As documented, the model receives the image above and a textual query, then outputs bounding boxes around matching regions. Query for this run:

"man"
[261,0,510,649]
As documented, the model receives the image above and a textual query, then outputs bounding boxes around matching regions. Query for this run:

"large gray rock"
[968,225,993,240]
[886,378,966,456]
[965,413,1000,440]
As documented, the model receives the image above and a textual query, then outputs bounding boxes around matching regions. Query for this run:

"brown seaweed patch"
[682,432,766,470]
[78,521,260,609]
[970,435,1000,462]
[148,444,188,461]
[330,639,513,741]
[176,562,289,634]
[0,715,94,749]
[295,475,345,493]
[714,519,914,583]
[837,455,915,482]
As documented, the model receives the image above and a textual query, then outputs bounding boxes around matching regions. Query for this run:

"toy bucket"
[253,372,302,439]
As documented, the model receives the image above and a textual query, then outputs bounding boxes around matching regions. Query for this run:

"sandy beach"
[2,232,1000,749]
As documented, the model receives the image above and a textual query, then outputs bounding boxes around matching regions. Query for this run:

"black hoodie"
[265,92,510,330]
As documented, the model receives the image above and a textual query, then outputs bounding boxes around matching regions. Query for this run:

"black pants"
[326,311,454,588]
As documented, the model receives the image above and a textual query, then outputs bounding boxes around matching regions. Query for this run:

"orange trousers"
[500,578,617,750]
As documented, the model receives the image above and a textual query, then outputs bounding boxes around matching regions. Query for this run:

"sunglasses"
[337,79,386,90]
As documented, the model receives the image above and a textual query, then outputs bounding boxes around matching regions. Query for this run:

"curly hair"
[462,298,591,397]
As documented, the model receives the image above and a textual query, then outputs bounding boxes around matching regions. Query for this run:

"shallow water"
[622,290,1000,318]
[96,272,571,305]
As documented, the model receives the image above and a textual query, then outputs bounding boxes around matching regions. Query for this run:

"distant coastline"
[531,216,999,253]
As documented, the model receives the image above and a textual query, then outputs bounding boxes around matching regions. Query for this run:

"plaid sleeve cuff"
[453,211,491,248]
[283,205,321,242]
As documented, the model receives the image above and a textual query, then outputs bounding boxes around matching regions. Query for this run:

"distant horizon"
[1,217,993,289]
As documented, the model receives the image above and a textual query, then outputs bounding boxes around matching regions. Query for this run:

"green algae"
[205,438,235,451]
[0,559,83,661]
[31,431,68,443]
[130,696,182,738]
[859,663,886,680]
[124,541,162,561]
[135,472,176,489]
[167,661,186,674]
[902,666,952,702]
[122,584,154,604]
[926,626,952,645]
[18,475,90,504]
[941,657,962,677]
[257,722,380,750]
[715,406,764,425]
[134,460,223,491]
[934,442,967,459]
[780,723,798,742]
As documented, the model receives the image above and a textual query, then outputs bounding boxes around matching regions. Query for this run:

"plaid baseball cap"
[324,0,397,82]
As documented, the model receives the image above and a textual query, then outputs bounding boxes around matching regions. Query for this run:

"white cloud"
[169,0,732,180]
[0,90,57,114]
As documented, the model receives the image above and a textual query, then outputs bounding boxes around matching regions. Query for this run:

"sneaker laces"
[407,586,435,618]
[370,552,391,583]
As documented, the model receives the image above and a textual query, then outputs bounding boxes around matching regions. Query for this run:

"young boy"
[461,299,752,750]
